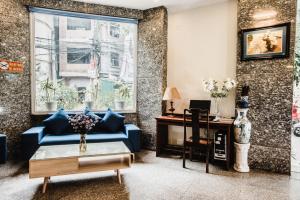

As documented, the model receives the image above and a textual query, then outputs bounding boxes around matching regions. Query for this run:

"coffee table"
[29,141,133,193]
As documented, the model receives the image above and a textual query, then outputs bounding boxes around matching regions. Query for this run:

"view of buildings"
[34,13,137,112]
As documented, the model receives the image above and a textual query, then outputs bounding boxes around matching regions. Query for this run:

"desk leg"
[226,127,231,170]
[156,123,168,157]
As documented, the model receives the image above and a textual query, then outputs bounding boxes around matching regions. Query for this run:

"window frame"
[30,11,138,115]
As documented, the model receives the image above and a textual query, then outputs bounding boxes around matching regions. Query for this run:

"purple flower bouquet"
[69,113,99,152]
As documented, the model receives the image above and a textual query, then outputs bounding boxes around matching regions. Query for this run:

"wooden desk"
[155,116,234,169]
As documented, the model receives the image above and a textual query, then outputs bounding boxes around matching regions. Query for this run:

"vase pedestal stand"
[234,142,250,173]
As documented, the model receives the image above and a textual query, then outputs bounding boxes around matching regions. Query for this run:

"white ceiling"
[75,0,229,13]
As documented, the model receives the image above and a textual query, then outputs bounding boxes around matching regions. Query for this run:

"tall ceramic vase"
[234,108,251,144]
[234,108,251,172]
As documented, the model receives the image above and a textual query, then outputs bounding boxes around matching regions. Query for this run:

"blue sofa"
[21,114,141,160]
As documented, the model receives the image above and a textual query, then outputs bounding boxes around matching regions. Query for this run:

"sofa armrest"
[21,126,45,160]
[124,124,141,152]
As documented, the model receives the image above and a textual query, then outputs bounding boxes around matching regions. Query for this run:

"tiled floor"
[1,150,300,200]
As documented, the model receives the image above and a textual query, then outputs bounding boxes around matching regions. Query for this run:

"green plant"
[114,81,130,100]
[56,80,79,110]
[99,93,115,108]
[85,79,100,102]
[40,78,56,102]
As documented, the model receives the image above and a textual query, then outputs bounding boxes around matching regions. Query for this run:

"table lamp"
[163,87,181,116]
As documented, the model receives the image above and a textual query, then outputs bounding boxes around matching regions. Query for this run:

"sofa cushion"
[43,109,70,135]
[40,132,127,145]
[84,107,102,121]
[100,108,125,132]
[84,107,103,132]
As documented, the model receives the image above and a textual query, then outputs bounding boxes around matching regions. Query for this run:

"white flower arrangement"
[203,78,237,98]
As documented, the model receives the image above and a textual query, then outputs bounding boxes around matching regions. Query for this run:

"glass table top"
[30,142,131,161]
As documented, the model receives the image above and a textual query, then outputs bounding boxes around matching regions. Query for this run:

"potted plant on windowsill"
[41,78,57,111]
[85,80,99,109]
[114,81,130,110]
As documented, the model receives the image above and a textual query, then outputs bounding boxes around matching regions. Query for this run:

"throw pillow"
[84,107,103,132]
[101,108,125,132]
[84,107,102,121]
[43,108,70,134]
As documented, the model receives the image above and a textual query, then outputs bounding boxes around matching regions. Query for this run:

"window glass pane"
[33,12,137,113]
[111,52,119,66]
[67,48,91,64]
[110,24,120,38]
[67,18,91,30]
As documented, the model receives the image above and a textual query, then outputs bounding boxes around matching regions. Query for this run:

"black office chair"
[183,108,212,173]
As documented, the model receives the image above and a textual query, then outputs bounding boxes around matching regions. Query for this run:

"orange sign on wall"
[0,60,24,73]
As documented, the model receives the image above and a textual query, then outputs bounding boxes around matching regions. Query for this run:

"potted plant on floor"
[41,78,57,111]
[114,81,130,110]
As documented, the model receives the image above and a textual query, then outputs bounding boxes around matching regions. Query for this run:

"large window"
[31,8,137,113]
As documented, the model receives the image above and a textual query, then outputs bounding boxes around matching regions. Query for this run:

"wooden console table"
[155,116,234,169]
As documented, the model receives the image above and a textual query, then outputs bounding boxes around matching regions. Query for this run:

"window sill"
[31,110,137,115]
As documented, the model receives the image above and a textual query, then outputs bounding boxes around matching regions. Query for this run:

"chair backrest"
[189,100,211,113]
[183,108,210,145]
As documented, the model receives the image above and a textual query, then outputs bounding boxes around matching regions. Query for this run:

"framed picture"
[241,23,290,61]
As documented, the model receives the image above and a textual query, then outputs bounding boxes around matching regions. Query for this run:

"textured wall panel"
[137,7,168,149]
[237,0,296,173]
[22,0,143,19]
[0,0,31,159]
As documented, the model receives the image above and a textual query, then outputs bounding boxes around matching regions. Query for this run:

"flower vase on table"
[69,113,99,152]
[203,79,237,122]
[79,132,87,152]
[213,97,222,122]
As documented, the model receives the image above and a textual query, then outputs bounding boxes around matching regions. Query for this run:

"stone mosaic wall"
[137,7,168,149]
[21,0,143,19]
[237,0,296,173]
[0,0,32,159]
[0,0,167,158]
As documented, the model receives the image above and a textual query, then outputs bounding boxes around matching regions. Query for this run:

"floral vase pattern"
[234,108,251,144]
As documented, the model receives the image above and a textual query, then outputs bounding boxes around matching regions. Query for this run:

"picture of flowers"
[241,23,290,60]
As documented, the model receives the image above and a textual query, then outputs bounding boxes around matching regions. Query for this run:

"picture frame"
[241,23,290,61]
